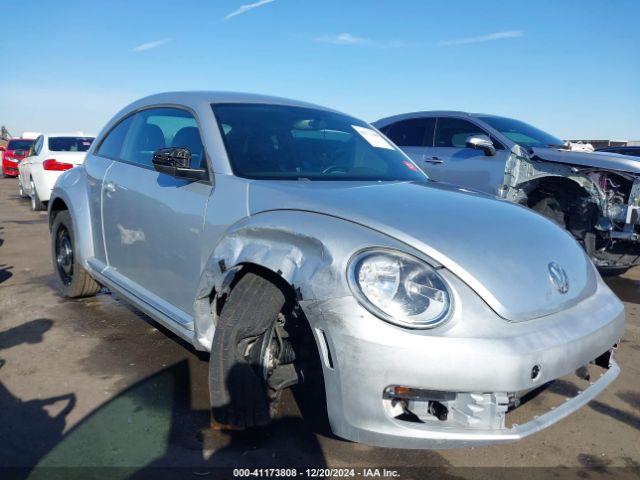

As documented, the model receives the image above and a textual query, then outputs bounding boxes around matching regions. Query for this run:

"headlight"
[347,249,451,329]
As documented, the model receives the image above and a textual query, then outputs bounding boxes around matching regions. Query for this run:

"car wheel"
[30,179,46,211]
[18,176,26,198]
[51,210,101,298]
[532,196,567,228]
[209,272,296,429]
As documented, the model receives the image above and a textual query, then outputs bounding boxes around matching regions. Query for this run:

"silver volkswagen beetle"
[48,92,624,449]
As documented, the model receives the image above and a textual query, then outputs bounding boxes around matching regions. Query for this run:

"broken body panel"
[500,145,640,268]
[373,112,640,272]
[48,93,624,449]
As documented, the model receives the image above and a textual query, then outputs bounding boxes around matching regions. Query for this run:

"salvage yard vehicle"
[2,137,34,177]
[374,112,640,275]
[18,133,94,211]
[48,92,623,449]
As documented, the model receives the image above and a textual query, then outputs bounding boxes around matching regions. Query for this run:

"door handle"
[104,181,116,193]
[424,156,443,164]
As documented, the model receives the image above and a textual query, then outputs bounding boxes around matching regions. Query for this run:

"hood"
[248,180,596,322]
[531,146,640,175]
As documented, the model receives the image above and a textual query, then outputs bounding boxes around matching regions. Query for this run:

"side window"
[97,115,134,159]
[385,118,435,147]
[35,136,44,155]
[120,107,206,169]
[29,136,43,156]
[435,118,486,148]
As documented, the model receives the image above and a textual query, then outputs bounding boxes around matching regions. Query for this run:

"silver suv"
[48,93,623,449]
[374,112,640,274]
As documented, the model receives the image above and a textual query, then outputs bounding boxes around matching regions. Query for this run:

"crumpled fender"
[191,209,413,351]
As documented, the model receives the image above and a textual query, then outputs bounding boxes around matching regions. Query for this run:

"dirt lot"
[0,176,639,479]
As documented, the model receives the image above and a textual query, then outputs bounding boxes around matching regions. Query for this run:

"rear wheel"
[51,210,101,298]
[30,179,45,211]
[18,176,27,198]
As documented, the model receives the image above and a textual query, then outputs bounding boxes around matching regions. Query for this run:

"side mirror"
[0,146,5,152]
[466,134,496,156]
[152,147,207,181]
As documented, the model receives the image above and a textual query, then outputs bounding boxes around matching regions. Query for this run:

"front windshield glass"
[478,116,565,148]
[212,103,427,181]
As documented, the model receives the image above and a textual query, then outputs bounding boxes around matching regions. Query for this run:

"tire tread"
[209,272,285,428]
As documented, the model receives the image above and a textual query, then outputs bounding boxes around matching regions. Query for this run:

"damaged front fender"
[499,146,640,268]
[191,210,415,351]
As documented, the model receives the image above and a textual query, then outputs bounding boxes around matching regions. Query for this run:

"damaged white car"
[48,92,623,449]
[374,112,640,275]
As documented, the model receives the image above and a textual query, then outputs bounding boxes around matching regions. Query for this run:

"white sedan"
[19,133,94,210]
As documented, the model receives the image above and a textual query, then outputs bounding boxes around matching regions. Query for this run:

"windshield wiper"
[546,143,570,150]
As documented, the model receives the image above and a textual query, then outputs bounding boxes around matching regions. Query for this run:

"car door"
[380,117,436,167]
[101,106,212,324]
[86,117,134,266]
[430,117,509,194]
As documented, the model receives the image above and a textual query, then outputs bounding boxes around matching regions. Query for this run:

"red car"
[2,138,35,177]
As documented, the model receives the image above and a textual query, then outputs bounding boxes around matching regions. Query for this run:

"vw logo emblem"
[548,262,569,294]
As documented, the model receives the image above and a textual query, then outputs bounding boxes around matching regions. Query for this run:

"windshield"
[7,139,34,151]
[478,116,565,148]
[212,104,427,181]
[48,137,94,152]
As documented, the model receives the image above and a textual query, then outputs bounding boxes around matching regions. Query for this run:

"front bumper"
[302,271,624,449]
[2,159,19,176]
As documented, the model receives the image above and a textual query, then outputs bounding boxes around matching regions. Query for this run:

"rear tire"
[18,176,27,198]
[209,272,287,429]
[51,210,101,298]
[30,179,45,211]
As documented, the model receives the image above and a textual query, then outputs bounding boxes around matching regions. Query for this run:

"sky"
[0,0,638,139]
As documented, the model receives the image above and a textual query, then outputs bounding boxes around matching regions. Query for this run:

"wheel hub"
[55,228,74,284]
[262,329,281,379]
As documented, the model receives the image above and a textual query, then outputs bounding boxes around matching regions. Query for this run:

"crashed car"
[48,92,623,449]
[374,112,640,275]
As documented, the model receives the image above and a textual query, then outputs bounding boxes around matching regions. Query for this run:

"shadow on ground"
[604,274,640,304]
[0,319,73,479]
[10,360,328,480]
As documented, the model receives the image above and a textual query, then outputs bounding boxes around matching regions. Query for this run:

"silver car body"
[373,112,640,270]
[49,93,624,449]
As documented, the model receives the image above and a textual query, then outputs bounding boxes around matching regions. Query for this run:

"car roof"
[373,110,504,126]
[126,91,344,115]
[43,132,95,137]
